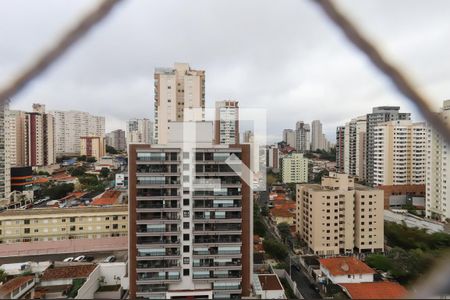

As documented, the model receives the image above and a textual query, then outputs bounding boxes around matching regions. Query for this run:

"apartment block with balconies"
[128,143,251,299]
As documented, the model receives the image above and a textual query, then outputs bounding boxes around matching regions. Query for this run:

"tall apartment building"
[426,100,450,221]
[242,130,253,144]
[154,63,205,144]
[311,120,326,151]
[5,110,26,167]
[106,129,126,151]
[23,104,55,166]
[282,129,296,148]
[373,120,426,208]
[0,101,10,202]
[49,110,105,156]
[80,136,106,160]
[266,145,280,170]
[127,118,153,145]
[366,107,410,186]
[296,172,384,255]
[335,126,345,173]
[281,153,308,184]
[343,116,366,180]
[214,100,239,145]
[128,143,252,299]
[0,206,127,243]
[295,121,310,152]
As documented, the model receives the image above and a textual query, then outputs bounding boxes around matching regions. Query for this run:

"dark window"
[24,228,30,234]
[183,257,190,264]
[183,222,190,229]
[183,269,190,276]
[113,224,118,229]
[183,211,190,218]
[183,234,190,241]
[183,199,189,206]
[70,217,76,222]
[113,216,118,221]
[70,226,76,231]
[183,245,190,253]
[24,219,30,225]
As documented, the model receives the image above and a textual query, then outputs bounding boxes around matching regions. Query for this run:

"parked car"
[103,255,116,263]
[85,256,95,262]
[74,255,86,262]
[63,257,74,262]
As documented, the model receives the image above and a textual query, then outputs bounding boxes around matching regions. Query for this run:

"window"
[183,257,190,265]
[70,226,76,231]
[70,217,76,222]
[24,219,30,225]
[183,245,190,253]
[183,199,189,206]
[183,211,190,218]
[113,216,118,221]
[183,269,190,276]
[62,218,66,222]
[24,228,30,234]
[34,229,39,233]
[183,234,190,241]
[113,224,118,229]
[183,222,190,229]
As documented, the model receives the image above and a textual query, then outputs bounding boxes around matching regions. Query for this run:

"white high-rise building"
[295,121,310,152]
[281,153,309,183]
[344,116,367,180]
[5,110,26,167]
[282,129,296,147]
[426,100,450,221]
[127,119,153,145]
[373,120,426,186]
[214,100,239,145]
[49,110,105,156]
[154,63,205,144]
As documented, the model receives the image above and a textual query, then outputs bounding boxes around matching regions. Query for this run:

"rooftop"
[340,282,408,299]
[258,274,283,291]
[41,264,97,281]
[0,205,127,217]
[91,190,122,206]
[0,276,34,295]
[319,257,376,276]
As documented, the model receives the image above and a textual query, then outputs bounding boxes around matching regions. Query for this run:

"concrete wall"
[76,266,101,299]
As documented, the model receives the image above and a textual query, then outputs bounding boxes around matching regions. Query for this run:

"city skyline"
[2,1,450,142]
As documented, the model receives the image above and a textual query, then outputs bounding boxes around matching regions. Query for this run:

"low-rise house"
[91,190,124,206]
[253,274,286,299]
[339,282,408,299]
[319,257,376,284]
[270,202,296,226]
[0,275,35,299]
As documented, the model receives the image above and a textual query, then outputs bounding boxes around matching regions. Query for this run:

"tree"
[277,222,291,242]
[77,155,87,162]
[0,269,7,283]
[313,170,329,183]
[70,166,86,177]
[106,145,118,154]
[43,183,74,200]
[263,239,288,260]
[86,157,97,163]
[100,167,110,178]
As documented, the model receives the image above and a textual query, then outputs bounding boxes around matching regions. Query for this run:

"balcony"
[137,224,180,236]
[137,201,180,212]
[193,223,242,234]
[137,271,180,283]
[193,271,242,281]
[137,260,180,271]
[136,212,180,224]
[193,236,241,245]
[137,237,180,246]
[137,164,179,175]
[137,248,180,258]
[136,189,180,198]
[193,246,241,257]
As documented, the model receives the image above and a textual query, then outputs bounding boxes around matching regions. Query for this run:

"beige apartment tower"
[154,63,205,144]
[80,136,106,160]
[296,172,384,255]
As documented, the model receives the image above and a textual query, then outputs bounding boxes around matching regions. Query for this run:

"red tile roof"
[254,243,265,253]
[91,190,121,206]
[319,257,376,276]
[0,276,34,294]
[340,282,408,299]
[258,274,283,291]
[41,265,96,281]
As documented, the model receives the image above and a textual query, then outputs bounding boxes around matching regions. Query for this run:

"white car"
[74,255,86,262]
[63,257,74,262]
[103,255,116,263]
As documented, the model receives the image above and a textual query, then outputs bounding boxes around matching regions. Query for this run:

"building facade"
[281,153,308,184]
[127,119,153,145]
[426,100,450,221]
[80,136,106,160]
[128,143,252,299]
[343,116,366,181]
[214,100,239,145]
[0,101,10,202]
[49,110,105,157]
[0,206,127,243]
[295,121,310,152]
[242,130,253,144]
[5,110,26,167]
[154,63,205,145]
[282,129,296,148]
[335,126,345,173]
[311,120,326,151]
[366,107,410,186]
[373,120,426,186]
[296,173,384,255]
[106,129,126,152]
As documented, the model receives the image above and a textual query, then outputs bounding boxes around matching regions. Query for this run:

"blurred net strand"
[312,1,450,298]
[0,0,123,104]
[312,0,450,146]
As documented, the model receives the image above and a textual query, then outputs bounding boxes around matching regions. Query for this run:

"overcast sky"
[1,0,449,143]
